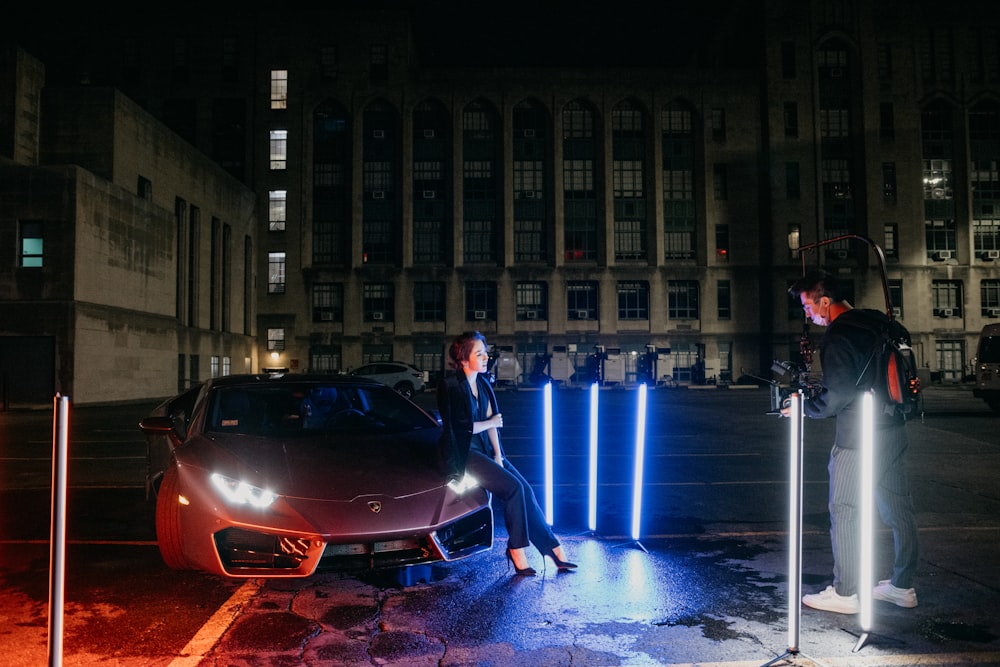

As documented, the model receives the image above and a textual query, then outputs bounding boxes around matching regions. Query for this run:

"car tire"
[394,382,415,398]
[155,465,192,570]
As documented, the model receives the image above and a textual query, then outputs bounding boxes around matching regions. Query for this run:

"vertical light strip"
[630,383,648,542]
[543,381,554,526]
[787,391,803,652]
[859,391,875,632]
[588,382,599,532]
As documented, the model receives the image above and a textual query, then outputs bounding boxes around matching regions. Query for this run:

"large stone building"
[4,1,1000,402]
[0,48,256,405]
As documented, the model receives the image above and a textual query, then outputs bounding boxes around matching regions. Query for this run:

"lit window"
[20,221,43,267]
[266,328,285,351]
[268,190,286,231]
[268,252,286,294]
[270,70,288,110]
[270,130,287,170]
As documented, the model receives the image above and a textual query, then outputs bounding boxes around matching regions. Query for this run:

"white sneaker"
[802,585,859,614]
[872,580,918,608]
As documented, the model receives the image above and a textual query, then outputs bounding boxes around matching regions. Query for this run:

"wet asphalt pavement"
[2,384,1000,666]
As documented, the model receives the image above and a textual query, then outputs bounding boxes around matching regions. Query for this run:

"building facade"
[0,48,256,405]
[5,1,1000,402]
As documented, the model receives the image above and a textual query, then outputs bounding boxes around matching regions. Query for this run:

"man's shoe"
[872,580,918,608]
[802,585,859,614]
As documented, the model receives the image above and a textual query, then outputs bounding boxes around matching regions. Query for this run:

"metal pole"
[49,393,70,665]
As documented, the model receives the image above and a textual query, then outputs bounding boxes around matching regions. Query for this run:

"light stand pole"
[761,391,827,667]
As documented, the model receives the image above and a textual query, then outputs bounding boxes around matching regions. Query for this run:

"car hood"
[183,428,448,501]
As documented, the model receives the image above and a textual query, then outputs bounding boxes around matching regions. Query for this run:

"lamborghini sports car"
[139,373,492,578]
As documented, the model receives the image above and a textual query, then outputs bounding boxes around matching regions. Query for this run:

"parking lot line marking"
[168,578,262,667]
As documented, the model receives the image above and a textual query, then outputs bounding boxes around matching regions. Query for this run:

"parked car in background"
[349,362,426,398]
[138,374,492,578]
[974,323,1000,413]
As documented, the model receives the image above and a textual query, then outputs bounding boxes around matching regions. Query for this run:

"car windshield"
[205,383,436,437]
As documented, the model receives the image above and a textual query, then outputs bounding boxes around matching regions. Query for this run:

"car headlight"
[447,472,479,495]
[210,472,278,508]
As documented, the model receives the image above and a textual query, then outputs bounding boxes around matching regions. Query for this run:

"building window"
[613,101,647,262]
[932,279,962,317]
[880,102,895,139]
[267,252,285,294]
[786,162,801,200]
[617,281,649,320]
[19,220,43,267]
[138,176,152,200]
[883,162,897,203]
[268,190,286,231]
[567,281,599,320]
[364,283,394,322]
[270,69,288,110]
[877,42,893,80]
[210,355,220,378]
[783,102,798,138]
[563,100,597,262]
[465,281,497,321]
[516,281,547,321]
[715,224,730,261]
[935,339,965,382]
[661,103,695,260]
[514,219,545,262]
[362,344,393,365]
[711,108,726,142]
[269,129,287,170]
[414,282,446,322]
[668,280,699,319]
[926,218,956,258]
[310,345,342,373]
[788,223,801,259]
[981,279,1000,316]
[266,328,285,351]
[713,164,728,200]
[370,44,388,81]
[884,223,899,258]
[717,280,732,320]
[223,356,231,376]
[312,283,343,323]
[889,279,903,317]
[320,45,339,79]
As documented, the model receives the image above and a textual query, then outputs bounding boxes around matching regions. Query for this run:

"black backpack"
[846,313,922,416]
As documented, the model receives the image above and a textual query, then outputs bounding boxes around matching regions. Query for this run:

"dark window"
[414,282,446,322]
[617,281,649,320]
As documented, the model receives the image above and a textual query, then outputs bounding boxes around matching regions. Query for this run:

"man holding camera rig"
[783,269,919,614]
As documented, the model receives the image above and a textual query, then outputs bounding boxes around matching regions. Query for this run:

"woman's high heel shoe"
[544,549,578,571]
[506,548,536,576]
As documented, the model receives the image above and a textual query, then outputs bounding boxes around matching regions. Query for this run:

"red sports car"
[139,374,492,578]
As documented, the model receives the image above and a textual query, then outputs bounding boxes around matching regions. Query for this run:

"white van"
[973,323,1000,413]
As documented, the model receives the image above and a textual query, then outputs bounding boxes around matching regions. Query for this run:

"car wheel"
[155,465,192,570]
[394,382,415,398]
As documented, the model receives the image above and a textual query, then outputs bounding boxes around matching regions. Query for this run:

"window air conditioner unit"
[934,250,952,260]
[984,250,1000,260]
[423,129,435,139]
[372,191,385,199]
[576,310,589,320]
[830,68,843,77]
[833,250,849,259]
[523,190,536,198]
[474,310,487,320]
[523,129,536,138]
[372,311,384,321]
[525,311,538,320]
[422,190,436,199]
[373,129,385,138]
[937,308,954,318]
[891,307,902,318]
[989,308,1000,318]
[320,311,334,321]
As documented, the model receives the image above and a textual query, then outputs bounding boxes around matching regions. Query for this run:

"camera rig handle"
[795,234,895,322]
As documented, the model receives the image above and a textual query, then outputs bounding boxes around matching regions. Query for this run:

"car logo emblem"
[368,501,382,514]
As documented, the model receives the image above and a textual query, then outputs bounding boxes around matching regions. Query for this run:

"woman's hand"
[491,413,503,429]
